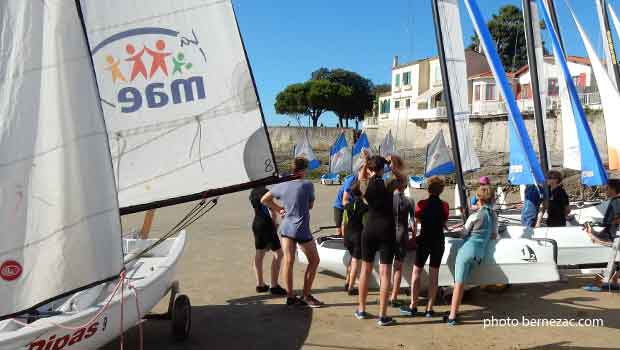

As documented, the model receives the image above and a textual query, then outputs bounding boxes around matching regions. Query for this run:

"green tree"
[468,5,546,72]
[274,80,344,127]
[312,68,374,128]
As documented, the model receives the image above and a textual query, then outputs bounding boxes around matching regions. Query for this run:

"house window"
[521,83,530,99]
[434,65,441,82]
[405,98,411,108]
[548,78,559,96]
[380,99,391,114]
[474,85,481,101]
[394,74,401,87]
[394,100,401,109]
[485,83,496,101]
[403,72,411,85]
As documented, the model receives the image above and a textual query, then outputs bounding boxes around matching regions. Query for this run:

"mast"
[431,0,469,219]
[546,0,566,54]
[523,0,551,192]
[599,0,620,90]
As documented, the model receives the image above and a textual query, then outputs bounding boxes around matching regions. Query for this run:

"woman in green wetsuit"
[445,186,498,325]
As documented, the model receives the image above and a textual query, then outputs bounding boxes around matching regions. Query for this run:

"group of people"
[247,153,620,326]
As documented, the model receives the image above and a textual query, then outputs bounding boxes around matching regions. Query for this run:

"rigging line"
[188,116,206,171]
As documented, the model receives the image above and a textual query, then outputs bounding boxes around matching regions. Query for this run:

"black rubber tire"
[171,294,191,341]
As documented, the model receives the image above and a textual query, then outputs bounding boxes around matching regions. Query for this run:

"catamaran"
[0,0,283,349]
[300,0,561,288]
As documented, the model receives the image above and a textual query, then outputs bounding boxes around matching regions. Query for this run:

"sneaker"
[443,314,457,326]
[270,285,287,296]
[389,299,403,308]
[425,310,435,318]
[582,284,603,292]
[347,288,359,296]
[377,317,396,326]
[354,310,369,320]
[304,295,325,308]
[256,285,269,293]
[399,306,417,317]
[286,296,307,307]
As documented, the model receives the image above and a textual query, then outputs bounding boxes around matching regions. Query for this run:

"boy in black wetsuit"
[342,182,367,295]
[249,186,287,295]
[542,170,570,227]
[401,176,449,318]
[388,176,415,307]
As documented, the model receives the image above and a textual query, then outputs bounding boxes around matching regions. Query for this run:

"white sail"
[294,136,321,170]
[568,3,620,170]
[0,0,123,318]
[596,0,618,87]
[437,0,481,172]
[608,3,620,47]
[79,0,277,211]
[379,130,397,157]
[541,0,581,170]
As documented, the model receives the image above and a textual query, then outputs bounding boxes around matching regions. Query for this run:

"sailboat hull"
[0,231,187,350]
[298,235,559,289]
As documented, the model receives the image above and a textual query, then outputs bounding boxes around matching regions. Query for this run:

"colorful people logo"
[106,39,192,83]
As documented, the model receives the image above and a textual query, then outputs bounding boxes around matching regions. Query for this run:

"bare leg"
[379,263,392,318]
[409,265,423,308]
[449,282,466,319]
[281,238,297,297]
[270,249,283,287]
[298,241,320,298]
[358,262,372,312]
[427,267,439,312]
[348,258,360,290]
[254,249,267,287]
[390,260,403,302]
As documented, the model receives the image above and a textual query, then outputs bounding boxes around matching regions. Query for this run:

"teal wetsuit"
[454,205,496,284]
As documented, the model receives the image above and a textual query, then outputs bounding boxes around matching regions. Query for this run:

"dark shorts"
[394,244,407,261]
[361,231,395,264]
[344,233,362,260]
[414,240,445,268]
[281,235,314,244]
[252,222,281,251]
[334,207,344,228]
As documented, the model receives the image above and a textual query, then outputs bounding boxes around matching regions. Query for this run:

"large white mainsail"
[0,0,123,318]
[541,0,581,170]
[567,3,620,170]
[79,0,278,213]
[437,0,481,172]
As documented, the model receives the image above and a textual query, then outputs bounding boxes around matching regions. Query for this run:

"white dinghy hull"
[0,231,187,350]
[299,235,559,289]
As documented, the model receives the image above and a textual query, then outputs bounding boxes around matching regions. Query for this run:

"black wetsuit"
[547,185,569,227]
[414,195,448,268]
[343,198,368,260]
[249,187,281,251]
[361,175,395,264]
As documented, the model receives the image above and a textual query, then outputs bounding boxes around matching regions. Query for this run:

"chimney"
[392,55,399,69]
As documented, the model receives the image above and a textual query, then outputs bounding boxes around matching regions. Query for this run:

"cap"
[479,176,491,185]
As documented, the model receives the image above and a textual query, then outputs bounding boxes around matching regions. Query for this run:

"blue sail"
[464,0,545,185]
[536,0,607,186]
[329,132,351,174]
[352,132,370,172]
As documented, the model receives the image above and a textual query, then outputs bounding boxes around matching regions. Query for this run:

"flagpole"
[431,0,469,219]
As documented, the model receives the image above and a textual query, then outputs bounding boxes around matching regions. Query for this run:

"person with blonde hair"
[400,176,449,318]
[444,185,498,325]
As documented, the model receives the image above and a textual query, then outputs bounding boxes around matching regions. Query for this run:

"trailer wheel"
[171,294,191,341]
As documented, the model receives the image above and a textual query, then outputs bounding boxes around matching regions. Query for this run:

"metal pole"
[546,0,566,55]
[600,0,620,89]
[523,0,551,205]
[431,0,469,219]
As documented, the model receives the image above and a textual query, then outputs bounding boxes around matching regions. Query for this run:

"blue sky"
[234,0,614,127]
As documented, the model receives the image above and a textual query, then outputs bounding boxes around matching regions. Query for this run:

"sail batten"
[79,0,278,212]
[0,0,123,318]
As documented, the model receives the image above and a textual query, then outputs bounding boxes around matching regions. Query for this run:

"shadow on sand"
[103,302,312,350]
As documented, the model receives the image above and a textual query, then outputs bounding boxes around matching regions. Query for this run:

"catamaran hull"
[505,225,619,267]
[0,231,187,350]
[298,236,559,289]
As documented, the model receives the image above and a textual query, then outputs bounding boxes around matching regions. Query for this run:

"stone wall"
[267,127,356,154]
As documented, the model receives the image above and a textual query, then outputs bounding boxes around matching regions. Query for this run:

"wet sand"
[105,184,620,350]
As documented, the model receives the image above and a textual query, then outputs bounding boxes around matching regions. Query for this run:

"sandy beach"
[105,184,620,350]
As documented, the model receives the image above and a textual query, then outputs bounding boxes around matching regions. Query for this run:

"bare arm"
[261,191,284,216]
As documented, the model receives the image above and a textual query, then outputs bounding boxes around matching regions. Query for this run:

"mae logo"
[92,27,208,114]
